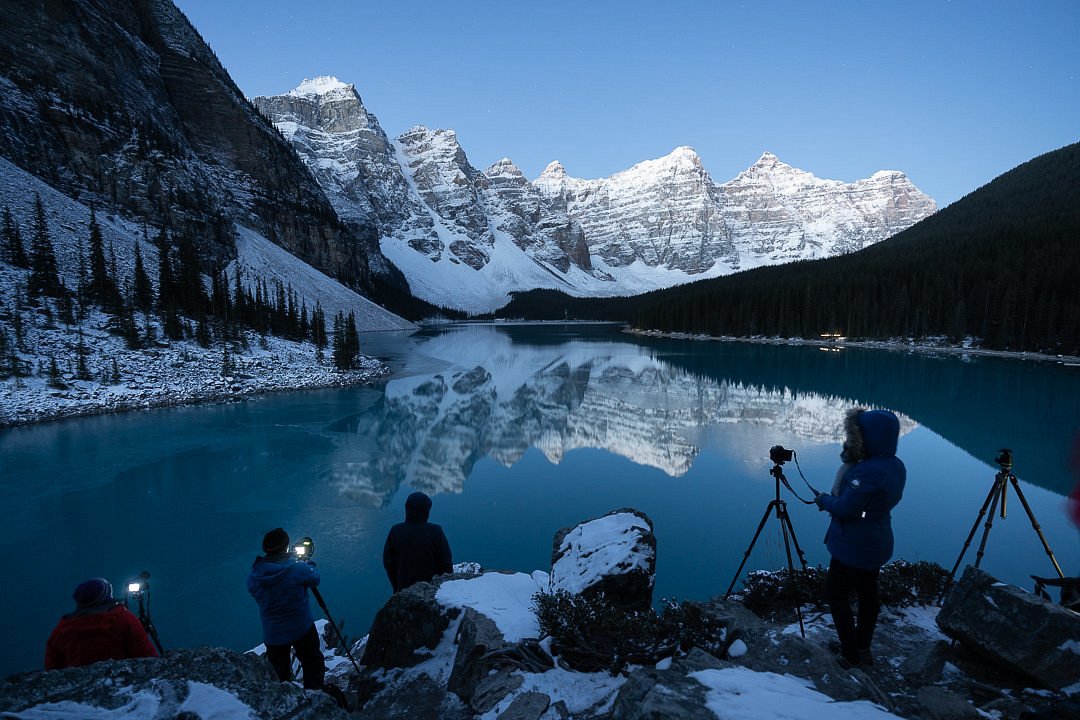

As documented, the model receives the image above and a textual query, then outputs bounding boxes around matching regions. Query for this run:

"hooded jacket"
[247,553,319,646]
[817,409,906,570]
[383,492,453,592]
[45,602,158,669]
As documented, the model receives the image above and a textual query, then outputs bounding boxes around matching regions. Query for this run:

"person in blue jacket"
[815,408,906,669]
[247,528,324,689]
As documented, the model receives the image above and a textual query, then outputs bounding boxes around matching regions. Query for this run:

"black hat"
[73,577,113,607]
[262,527,289,554]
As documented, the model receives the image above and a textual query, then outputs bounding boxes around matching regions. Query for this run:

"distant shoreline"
[623,328,1080,366]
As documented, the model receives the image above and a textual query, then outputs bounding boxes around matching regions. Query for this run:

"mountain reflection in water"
[330,324,920,506]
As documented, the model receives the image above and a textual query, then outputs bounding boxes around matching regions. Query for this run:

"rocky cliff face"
[257,77,937,313]
[0,0,378,288]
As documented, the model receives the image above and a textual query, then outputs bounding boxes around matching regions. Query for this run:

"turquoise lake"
[2,323,1078,678]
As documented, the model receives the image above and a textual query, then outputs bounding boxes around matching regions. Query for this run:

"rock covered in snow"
[0,646,345,719]
[550,508,657,610]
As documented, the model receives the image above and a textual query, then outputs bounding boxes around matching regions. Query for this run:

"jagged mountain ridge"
[255,76,937,314]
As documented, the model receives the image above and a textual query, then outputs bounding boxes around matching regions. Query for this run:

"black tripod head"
[995,448,1013,473]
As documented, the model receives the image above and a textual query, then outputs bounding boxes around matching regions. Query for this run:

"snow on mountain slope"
[231,226,414,332]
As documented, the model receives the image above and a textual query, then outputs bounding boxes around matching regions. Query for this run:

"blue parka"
[247,554,320,646]
[816,410,906,570]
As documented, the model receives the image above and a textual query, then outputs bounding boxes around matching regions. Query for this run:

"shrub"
[533,590,728,674]
[734,560,949,621]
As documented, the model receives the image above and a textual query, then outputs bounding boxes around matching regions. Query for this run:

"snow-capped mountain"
[255,77,937,314]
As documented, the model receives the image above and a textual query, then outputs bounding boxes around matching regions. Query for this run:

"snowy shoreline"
[625,328,1080,365]
[0,328,391,430]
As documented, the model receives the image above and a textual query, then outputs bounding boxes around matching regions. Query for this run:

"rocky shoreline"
[4,509,1078,720]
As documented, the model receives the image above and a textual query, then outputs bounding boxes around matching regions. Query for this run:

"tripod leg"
[779,508,810,572]
[777,510,806,638]
[948,477,1002,582]
[1008,475,1066,578]
[725,501,778,598]
[972,482,1003,570]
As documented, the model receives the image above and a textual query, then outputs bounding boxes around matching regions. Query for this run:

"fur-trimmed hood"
[843,408,900,461]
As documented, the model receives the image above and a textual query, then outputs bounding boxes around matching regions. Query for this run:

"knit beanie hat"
[262,527,290,554]
[73,577,113,607]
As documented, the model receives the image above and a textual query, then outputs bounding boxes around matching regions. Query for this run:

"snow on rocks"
[550,508,657,610]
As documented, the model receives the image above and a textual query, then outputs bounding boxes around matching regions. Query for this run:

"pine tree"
[27,195,63,299]
[132,242,153,313]
[86,207,120,310]
[2,206,29,268]
[47,356,65,389]
[76,328,92,380]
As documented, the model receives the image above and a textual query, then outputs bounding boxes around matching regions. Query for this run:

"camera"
[770,445,794,464]
[995,448,1013,468]
[292,536,315,562]
[126,571,150,596]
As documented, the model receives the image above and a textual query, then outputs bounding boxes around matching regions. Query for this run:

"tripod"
[310,586,363,677]
[724,462,810,637]
[947,449,1064,587]
[129,572,165,656]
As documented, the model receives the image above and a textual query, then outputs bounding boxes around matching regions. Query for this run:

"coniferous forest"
[500,142,1080,356]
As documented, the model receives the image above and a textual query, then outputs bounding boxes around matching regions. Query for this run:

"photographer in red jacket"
[45,578,158,669]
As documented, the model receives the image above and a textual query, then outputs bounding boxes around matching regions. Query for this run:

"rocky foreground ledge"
[3,509,1079,720]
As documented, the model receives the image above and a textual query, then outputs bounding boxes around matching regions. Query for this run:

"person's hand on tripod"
[814,491,828,511]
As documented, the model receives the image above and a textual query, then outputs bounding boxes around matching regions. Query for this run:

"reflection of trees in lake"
[328,327,912,506]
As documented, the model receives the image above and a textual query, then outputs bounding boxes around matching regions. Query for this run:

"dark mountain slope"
[0,0,377,287]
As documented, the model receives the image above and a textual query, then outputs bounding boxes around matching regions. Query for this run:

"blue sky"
[173,0,1079,207]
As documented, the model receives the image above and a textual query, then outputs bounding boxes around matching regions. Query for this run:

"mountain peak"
[288,76,353,97]
[539,160,567,178]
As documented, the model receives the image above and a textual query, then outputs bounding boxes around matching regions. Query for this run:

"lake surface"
[3,323,1079,678]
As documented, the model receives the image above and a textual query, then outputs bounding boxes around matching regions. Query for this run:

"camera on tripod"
[770,445,794,464]
[995,448,1013,469]
[125,570,164,655]
[292,536,315,562]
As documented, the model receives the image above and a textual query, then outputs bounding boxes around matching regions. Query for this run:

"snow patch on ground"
[435,572,547,642]
[692,667,903,719]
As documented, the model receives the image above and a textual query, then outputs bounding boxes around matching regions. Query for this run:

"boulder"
[447,607,512,704]
[497,690,551,720]
[551,508,656,610]
[354,674,471,720]
[937,566,1080,691]
[0,647,345,719]
[611,648,727,720]
[915,686,981,720]
[360,579,458,669]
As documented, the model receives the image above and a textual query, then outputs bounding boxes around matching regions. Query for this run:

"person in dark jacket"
[45,577,158,669]
[815,408,906,669]
[247,528,324,689]
[383,492,453,592]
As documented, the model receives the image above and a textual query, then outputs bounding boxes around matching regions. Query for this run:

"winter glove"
[814,492,828,511]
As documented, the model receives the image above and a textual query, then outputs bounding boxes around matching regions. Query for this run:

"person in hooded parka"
[382,491,453,593]
[815,408,906,669]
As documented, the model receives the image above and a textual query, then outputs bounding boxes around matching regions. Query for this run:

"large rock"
[360,579,458,669]
[937,566,1080,691]
[0,646,345,719]
[447,607,512,704]
[611,648,728,720]
[550,508,656,610]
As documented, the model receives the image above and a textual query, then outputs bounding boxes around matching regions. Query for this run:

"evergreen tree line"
[0,195,365,382]
[500,142,1080,356]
